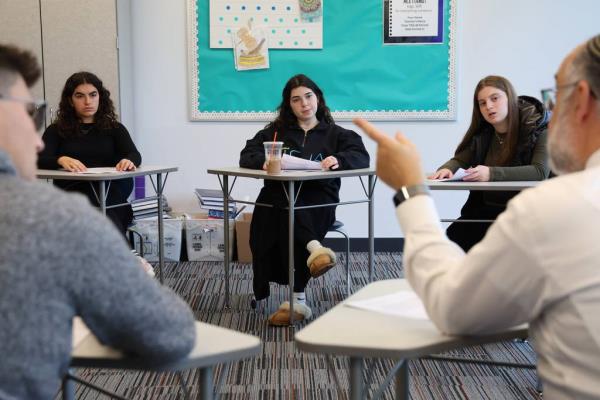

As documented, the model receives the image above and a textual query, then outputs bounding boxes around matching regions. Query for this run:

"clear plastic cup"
[264,141,283,174]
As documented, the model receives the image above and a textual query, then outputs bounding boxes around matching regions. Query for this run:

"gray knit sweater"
[0,150,196,399]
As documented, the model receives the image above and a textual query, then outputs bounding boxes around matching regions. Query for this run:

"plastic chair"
[328,220,351,297]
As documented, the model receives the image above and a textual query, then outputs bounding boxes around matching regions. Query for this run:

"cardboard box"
[235,212,253,263]
[184,213,235,261]
[130,217,183,262]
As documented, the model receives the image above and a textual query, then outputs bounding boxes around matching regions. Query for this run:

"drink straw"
[270,131,278,157]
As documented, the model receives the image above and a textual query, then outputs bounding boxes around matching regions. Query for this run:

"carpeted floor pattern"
[61,253,541,399]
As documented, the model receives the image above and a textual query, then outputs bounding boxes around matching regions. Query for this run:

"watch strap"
[393,184,430,207]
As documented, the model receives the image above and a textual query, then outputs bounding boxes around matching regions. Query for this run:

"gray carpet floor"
[62,253,541,399]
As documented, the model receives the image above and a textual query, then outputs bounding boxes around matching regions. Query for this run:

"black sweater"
[38,122,141,169]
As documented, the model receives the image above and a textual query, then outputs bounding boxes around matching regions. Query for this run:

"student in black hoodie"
[429,75,550,251]
[240,74,370,325]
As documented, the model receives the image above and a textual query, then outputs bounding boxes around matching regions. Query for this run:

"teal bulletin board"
[187,0,456,121]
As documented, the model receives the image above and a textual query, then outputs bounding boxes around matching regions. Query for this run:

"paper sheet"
[72,317,91,347]
[75,167,121,174]
[427,168,471,182]
[345,291,429,320]
[281,154,322,170]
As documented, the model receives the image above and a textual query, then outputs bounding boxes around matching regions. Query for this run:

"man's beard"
[548,106,584,175]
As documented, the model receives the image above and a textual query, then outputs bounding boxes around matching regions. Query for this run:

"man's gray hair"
[568,34,600,101]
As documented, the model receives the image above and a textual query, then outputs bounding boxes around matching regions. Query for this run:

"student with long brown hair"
[430,76,550,251]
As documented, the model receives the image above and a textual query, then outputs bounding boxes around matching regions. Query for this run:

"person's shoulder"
[17,180,109,230]
[324,122,357,135]
[42,123,60,135]
[110,121,129,133]
[511,172,581,213]
[518,96,549,133]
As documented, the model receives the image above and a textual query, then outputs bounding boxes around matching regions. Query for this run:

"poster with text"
[384,0,443,44]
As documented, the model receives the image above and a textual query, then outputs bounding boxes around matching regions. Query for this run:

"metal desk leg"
[223,175,231,308]
[99,181,107,215]
[368,175,375,282]
[157,173,165,283]
[350,357,364,400]
[61,369,75,400]
[395,359,409,399]
[199,367,214,400]
[288,180,295,326]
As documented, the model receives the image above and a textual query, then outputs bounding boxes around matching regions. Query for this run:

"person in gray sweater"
[0,44,196,399]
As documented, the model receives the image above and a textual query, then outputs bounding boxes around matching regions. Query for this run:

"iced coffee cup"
[264,141,283,175]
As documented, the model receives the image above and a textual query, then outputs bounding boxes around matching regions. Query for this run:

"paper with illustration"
[233,22,270,71]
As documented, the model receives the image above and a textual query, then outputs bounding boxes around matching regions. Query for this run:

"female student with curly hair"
[240,74,370,325]
[38,72,141,234]
[430,75,550,251]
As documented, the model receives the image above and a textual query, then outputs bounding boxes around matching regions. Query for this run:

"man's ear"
[574,80,595,124]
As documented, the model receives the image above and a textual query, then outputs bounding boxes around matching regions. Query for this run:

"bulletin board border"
[186,0,457,121]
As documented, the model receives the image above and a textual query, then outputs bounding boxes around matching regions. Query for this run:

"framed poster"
[384,0,444,44]
[187,0,456,121]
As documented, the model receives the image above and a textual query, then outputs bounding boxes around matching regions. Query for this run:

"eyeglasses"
[542,81,598,112]
[0,94,47,130]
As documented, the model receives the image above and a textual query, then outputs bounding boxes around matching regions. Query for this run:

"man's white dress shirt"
[397,150,600,399]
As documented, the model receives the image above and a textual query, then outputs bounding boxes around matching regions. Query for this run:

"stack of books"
[131,196,172,221]
[194,188,236,219]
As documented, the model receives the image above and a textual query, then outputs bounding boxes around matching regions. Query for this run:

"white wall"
[122,0,599,238]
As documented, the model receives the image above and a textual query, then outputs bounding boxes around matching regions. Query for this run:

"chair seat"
[330,220,344,231]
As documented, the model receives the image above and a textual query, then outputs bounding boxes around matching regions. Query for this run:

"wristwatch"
[393,184,430,207]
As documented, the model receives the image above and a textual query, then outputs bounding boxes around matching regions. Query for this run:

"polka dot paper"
[209,0,323,49]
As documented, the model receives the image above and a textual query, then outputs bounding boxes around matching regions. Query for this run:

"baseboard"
[322,237,404,252]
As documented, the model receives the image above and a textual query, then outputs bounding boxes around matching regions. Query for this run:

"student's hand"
[428,169,453,180]
[353,118,424,190]
[58,156,87,172]
[463,165,490,181]
[321,156,339,170]
[116,159,136,171]
[262,161,267,171]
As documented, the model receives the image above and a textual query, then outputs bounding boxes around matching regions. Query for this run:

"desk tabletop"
[426,180,539,191]
[207,166,375,181]
[71,321,261,371]
[37,165,178,181]
[295,279,527,360]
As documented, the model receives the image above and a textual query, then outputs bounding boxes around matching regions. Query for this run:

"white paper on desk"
[72,317,91,347]
[76,167,120,174]
[345,291,429,320]
[281,154,322,170]
[428,168,471,182]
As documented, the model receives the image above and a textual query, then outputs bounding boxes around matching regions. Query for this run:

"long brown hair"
[266,74,334,132]
[456,75,520,165]
[55,71,118,137]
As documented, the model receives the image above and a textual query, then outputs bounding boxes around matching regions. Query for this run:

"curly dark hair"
[266,74,334,132]
[55,71,118,137]
[0,44,41,93]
